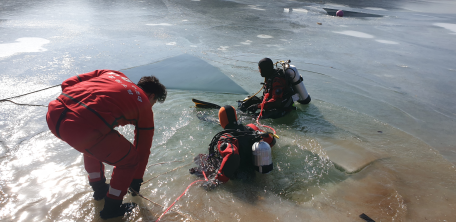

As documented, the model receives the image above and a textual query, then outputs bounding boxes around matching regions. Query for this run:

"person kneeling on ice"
[46,70,166,220]
[189,105,276,189]
[238,58,311,119]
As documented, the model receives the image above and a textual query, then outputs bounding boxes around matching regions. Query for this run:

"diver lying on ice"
[238,58,311,119]
[189,105,276,190]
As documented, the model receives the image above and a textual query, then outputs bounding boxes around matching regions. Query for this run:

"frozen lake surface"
[1,0,455,221]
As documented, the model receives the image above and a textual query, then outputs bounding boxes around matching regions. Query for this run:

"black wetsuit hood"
[258,58,275,78]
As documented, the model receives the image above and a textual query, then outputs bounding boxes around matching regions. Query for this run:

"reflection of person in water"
[238,58,311,119]
[189,105,276,190]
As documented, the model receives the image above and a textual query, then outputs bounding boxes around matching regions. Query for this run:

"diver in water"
[189,105,276,189]
[46,70,167,220]
[238,58,311,119]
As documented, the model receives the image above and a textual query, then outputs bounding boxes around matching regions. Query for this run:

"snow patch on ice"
[0,37,50,58]
[323,3,346,9]
[292,8,308,13]
[218,46,229,51]
[284,8,307,13]
[248,5,265,11]
[241,40,252,45]
[266,44,281,48]
[364,7,387,11]
[146,23,172,26]
[333,31,374,38]
[166,42,176,45]
[257,34,273,39]
[434,23,456,34]
[376,40,399,44]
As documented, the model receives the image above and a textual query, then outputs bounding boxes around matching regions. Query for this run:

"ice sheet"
[122,54,248,94]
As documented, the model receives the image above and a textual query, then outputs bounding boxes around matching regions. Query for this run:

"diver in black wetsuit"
[239,58,311,119]
[189,105,276,189]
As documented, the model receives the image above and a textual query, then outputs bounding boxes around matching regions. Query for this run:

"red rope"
[256,93,276,135]
[155,172,209,222]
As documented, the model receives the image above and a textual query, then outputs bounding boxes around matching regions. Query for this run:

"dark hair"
[137,76,167,103]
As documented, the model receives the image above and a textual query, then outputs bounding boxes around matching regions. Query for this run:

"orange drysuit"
[46,70,154,200]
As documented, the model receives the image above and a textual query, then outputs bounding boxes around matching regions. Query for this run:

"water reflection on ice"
[17,212,28,222]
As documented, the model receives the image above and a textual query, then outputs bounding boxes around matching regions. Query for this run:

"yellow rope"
[242,79,265,102]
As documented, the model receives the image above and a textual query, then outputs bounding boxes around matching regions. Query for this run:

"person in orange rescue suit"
[46,70,166,220]
[189,105,276,190]
[239,57,306,119]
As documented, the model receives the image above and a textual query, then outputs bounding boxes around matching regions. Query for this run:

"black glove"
[201,179,219,191]
[247,104,259,113]
[128,178,143,196]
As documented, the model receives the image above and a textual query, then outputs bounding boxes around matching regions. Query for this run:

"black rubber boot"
[128,178,143,196]
[100,197,137,220]
[90,179,109,201]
